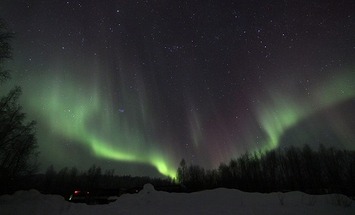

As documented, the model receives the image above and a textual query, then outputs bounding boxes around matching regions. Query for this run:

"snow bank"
[1,185,354,215]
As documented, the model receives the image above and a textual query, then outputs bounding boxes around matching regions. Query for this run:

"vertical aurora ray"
[255,70,355,153]
[257,95,307,151]
[25,74,177,178]
[188,108,204,147]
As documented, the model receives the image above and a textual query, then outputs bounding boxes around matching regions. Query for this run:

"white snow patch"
[0,185,354,215]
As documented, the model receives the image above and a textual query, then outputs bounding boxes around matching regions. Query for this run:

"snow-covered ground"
[0,184,354,215]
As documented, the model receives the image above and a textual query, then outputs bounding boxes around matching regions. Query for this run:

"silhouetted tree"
[68,167,79,188]
[204,169,219,189]
[219,161,234,188]
[176,159,188,184]
[0,21,39,193]
[44,165,56,192]
[319,145,345,193]
[301,145,321,193]
[102,169,115,188]
[87,164,102,189]
[186,165,205,190]
[284,146,302,189]
[345,150,355,196]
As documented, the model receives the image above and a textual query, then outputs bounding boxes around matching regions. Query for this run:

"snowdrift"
[1,184,354,215]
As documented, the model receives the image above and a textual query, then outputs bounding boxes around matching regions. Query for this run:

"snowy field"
[1,184,354,215]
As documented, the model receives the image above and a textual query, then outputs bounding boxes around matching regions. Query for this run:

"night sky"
[0,0,354,178]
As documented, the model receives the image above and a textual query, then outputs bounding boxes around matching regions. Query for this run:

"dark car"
[68,188,120,205]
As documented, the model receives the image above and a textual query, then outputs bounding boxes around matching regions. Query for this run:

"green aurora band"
[255,70,355,153]
[25,75,177,178]
[17,69,355,177]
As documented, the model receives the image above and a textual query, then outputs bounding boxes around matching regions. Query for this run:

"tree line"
[177,144,355,197]
[29,165,174,198]
[20,144,355,198]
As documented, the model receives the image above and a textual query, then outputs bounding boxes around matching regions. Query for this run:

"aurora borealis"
[0,0,354,178]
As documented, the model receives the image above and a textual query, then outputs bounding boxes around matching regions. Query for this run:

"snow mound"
[139,183,155,195]
[0,185,354,215]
